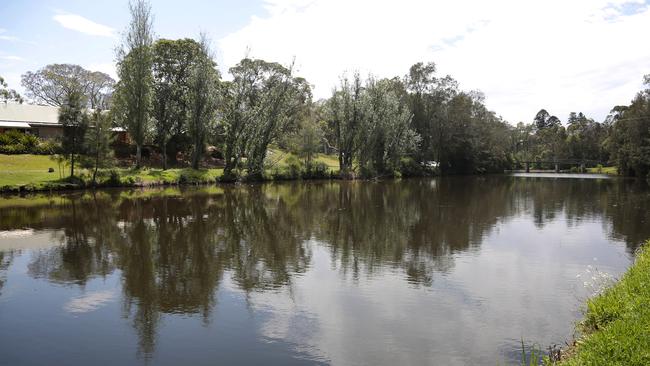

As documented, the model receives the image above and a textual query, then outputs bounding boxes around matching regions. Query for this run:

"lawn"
[0,154,64,186]
[0,154,224,190]
[586,166,618,175]
[559,242,650,365]
[0,151,340,192]
[266,148,339,171]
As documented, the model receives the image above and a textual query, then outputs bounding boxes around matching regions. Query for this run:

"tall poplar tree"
[114,0,154,168]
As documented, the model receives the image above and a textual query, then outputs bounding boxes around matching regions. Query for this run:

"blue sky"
[2,0,649,123]
[1,0,264,80]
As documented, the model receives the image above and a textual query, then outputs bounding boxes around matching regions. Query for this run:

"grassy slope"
[0,154,224,190]
[0,151,340,191]
[586,166,618,175]
[0,154,64,185]
[266,148,339,171]
[560,242,650,365]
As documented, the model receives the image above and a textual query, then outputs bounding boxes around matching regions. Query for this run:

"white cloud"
[218,0,650,122]
[0,28,20,42]
[53,13,115,37]
[0,55,24,61]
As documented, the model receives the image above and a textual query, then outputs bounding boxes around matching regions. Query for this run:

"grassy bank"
[0,153,345,193]
[0,154,225,193]
[586,166,618,175]
[559,242,650,365]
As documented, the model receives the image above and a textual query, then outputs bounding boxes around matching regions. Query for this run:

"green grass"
[266,148,339,171]
[559,242,650,365]
[0,154,224,192]
[0,151,340,193]
[0,154,64,186]
[586,166,618,175]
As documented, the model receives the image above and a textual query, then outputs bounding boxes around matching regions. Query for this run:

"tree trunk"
[161,139,167,170]
[70,153,75,177]
[92,150,99,187]
[136,144,142,169]
[192,145,200,170]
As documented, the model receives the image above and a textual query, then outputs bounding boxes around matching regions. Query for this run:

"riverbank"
[0,153,444,194]
[558,241,650,365]
[0,154,225,193]
[0,153,343,194]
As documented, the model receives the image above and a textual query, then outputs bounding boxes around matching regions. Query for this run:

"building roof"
[0,103,60,125]
[0,121,31,129]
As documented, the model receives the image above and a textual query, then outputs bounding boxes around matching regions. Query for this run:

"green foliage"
[220,58,311,180]
[0,130,47,154]
[358,77,420,176]
[269,158,329,180]
[560,242,650,365]
[404,63,512,174]
[82,110,115,185]
[605,76,650,178]
[0,75,23,103]
[326,72,364,173]
[113,0,155,168]
[187,34,220,169]
[303,161,329,179]
[59,90,88,176]
[152,37,202,168]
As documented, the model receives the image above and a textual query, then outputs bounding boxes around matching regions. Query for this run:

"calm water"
[0,176,649,365]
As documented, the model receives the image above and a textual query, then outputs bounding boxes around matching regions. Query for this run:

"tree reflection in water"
[3,176,648,357]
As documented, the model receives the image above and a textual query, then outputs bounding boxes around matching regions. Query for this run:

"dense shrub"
[399,157,427,177]
[303,161,329,179]
[0,130,61,155]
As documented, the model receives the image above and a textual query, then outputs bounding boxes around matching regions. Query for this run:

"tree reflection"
[1,177,646,356]
[0,250,13,296]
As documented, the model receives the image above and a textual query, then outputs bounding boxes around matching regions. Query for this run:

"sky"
[1,0,649,123]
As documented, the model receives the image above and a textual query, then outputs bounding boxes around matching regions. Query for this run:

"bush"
[34,141,62,155]
[218,169,241,183]
[105,170,121,186]
[285,155,303,179]
[0,130,24,145]
[303,161,328,179]
[399,157,425,177]
[0,130,60,155]
[0,144,26,154]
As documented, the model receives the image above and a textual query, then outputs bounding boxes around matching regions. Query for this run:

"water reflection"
[0,176,648,365]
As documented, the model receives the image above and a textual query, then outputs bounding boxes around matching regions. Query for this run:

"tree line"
[10,0,650,180]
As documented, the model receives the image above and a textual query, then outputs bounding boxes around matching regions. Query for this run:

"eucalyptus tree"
[152,38,201,169]
[606,75,650,177]
[86,71,115,110]
[219,68,255,179]
[21,65,114,108]
[220,58,310,180]
[566,112,608,161]
[531,109,567,164]
[114,0,155,168]
[245,61,310,179]
[359,77,418,176]
[326,72,364,174]
[21,64,89,106]
[285,102,325,164]
[0,75,23,103]
[406,62,438,162]
[187,34,220,170]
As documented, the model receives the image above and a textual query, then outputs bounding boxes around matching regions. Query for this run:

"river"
[0,175,648,365]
